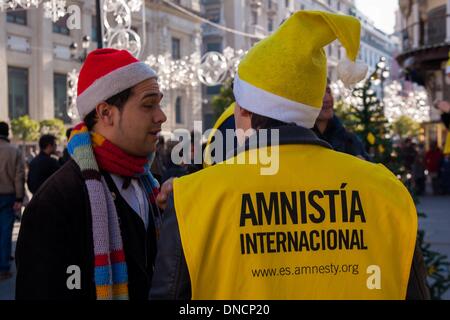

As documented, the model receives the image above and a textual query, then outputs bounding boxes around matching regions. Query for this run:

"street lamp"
[67,35,90,121]
[70,35,91,63]
[95,0,103,49]
[371,56,390,101]
[377,57,386,70]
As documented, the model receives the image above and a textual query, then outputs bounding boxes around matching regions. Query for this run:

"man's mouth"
[148,129,161,136]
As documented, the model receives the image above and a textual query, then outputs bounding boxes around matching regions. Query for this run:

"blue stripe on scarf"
[68,131,92,156]
[111,262,128,283]
[94,265,112,286]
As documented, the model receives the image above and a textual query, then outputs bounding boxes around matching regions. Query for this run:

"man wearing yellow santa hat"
[150,11,429,300]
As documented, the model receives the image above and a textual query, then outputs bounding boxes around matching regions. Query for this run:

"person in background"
[433,61,450,193]
[440,153,450,195]
[313,83,370,161]
[435,100,450,155]
[0,122,25,281]
[150,135,167,185]
[161,140,189,183]
[412,143,426,196]
[59,128,73,166]
[400,138,418,173]
[27,134,60,194]
[425,141,443,195]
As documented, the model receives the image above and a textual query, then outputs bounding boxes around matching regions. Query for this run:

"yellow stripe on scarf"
[112,283,129,297]
[91,132,106,148]
[96,284,112,299]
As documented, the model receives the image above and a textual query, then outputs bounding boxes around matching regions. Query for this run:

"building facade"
[146,0,203,134]
[0,0,203,134]
[395,0,450,148]
[0,0,398,134]
[355,12,397,75]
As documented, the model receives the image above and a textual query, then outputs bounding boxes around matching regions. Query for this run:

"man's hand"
[436,100,450,113]
[156,178,174,210]
[13,201,22,212]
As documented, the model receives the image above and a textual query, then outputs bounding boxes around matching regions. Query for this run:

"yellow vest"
[203,103,236,168]
[444,132,450,155]
[173,144,418,300]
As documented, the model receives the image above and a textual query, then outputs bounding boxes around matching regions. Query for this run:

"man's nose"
[154,107,167,124]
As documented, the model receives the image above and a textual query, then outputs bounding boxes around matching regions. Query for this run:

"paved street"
[417,196,450,300]
[1,196,449,300]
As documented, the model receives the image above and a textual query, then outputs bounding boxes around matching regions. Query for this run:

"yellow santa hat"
[234,10,368,128]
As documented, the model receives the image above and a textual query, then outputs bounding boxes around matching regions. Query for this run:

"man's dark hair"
[84,87,133,131]
[250,113,290,130]
[39,134,57,151]
[0,121,9,136]
[65,128,73,140]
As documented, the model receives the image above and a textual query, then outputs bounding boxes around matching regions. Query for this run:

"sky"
[355,0,399,34]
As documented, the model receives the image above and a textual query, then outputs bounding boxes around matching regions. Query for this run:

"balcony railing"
[400,13,449,52]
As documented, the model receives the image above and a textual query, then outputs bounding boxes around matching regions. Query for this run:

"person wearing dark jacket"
[313,84,370,161]
[443,112,450,130]
[58,128,73,166]
[436,100,450,155]
[27,134,60,194]
[16,48,166,300]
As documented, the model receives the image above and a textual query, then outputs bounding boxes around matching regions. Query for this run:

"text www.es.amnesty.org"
[251,263,359,277]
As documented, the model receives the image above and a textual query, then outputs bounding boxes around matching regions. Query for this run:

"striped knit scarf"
[68,122,161,300]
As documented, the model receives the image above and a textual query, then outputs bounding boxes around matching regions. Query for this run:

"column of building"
[0,13,7,121]
[33,6,54,120]
[446,0,450,42]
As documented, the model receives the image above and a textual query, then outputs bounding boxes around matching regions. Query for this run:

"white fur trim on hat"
[233,73,321,129]
[337,57,368,87]
[77,62,157,119]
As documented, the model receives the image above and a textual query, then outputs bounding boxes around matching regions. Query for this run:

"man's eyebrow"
[141,93,163,100]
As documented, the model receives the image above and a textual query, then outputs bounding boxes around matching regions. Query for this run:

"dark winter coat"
[16,159,157,300]
[313,116,371,161]
[27,152,61,194]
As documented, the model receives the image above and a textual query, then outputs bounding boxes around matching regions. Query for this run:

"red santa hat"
[76,48,157,119]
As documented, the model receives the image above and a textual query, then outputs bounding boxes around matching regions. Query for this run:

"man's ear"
[96,102,114,126]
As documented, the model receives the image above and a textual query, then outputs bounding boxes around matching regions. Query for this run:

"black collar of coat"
[38,151,52,158]
[313,115,346,139]
[233,125,332,157]
[0,135,10,143]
